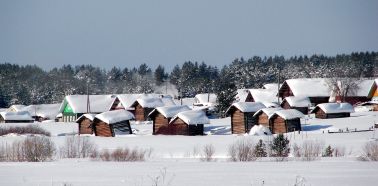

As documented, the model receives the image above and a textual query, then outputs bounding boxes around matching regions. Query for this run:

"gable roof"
[269,109,304,120]
[253,107,283,118]
[263,83,280,90]
[226,102,266,114]
[195,93,217,104]
[75,113,96,123]
[352,79,375,97]
[170,110,210,125]
[283,96,311,107]
[311,103,354,114]
[19,104,61,119]
[8,105,26,112]
[149,105,191,118]
[59,95,116,114]
[115,94,173,109]
[235,89,251,102]
[132,97,166,108]
[95,110,134,124]
[284,78,330,97]
[0,111,34,121]
[249,88,278,103]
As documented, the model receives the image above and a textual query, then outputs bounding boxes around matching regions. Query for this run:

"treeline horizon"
[1,51,378,110]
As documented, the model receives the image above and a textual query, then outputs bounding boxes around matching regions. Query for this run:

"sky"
[1,0,378,72]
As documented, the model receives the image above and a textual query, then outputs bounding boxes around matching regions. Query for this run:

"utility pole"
[277,64,281,104]
[86,80,91,113]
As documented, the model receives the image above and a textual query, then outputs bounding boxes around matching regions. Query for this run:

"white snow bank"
[248,125,272,135]
[170,110,210,125]
[95,110,134,124]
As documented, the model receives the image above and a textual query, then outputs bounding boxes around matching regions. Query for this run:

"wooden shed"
[131,97,166,121]
[225,102,266,134]
[269,109,304,134]
[92,110,134,137]
[252,107,283,130]
[281,96,311,114]
[76,114,95,135]
[0,111,34,123]
[359,101,378,111]
[167,110,210,135]
[311,103,354,119]
[148,105,191,135]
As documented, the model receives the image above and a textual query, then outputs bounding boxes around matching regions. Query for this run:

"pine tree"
[323,145,334,157]
[270,134,290,159]
[154,65,166,86]
[254,139,267,157]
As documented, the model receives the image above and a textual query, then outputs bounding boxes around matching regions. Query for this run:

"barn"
[92,110,134,137]
[0,111,34,123]
[58,95,116,122]
[168,110,210,135]
[269,109,304,134]
[278,78,330,105]
[281,96,311,114]
[225,102,266,134]
[76,114,96,135]
[131,97,171,121]
[311,103,354,119]
[252,107,283,130]
[148,105,191,135]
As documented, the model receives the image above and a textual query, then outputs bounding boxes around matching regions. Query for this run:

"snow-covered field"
[1,111,378,186]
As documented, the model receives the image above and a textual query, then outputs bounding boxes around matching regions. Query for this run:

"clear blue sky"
[1,0,378,71]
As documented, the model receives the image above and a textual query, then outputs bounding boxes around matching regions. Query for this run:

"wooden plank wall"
[315,109,327,119]
[135,103,145,121]
[231,110,246,134]
[272,116,287,134]
[94,121,113,137]
[79,118,93,134]
[153,113,169,135]
[167,118,189,135]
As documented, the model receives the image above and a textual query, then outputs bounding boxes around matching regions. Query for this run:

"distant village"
[1,78,378,137]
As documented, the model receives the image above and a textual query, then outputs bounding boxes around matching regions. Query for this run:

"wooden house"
[329,79,374,105]
[225,102,266,134]
[168,110,210,135]
[76,114,96,135]
[92,110,134,137]
[311,103,354,119]
[0,111,34,123]
[252,107,283,130]
[281,96,311,114]
[18,104,61,121]
[130,97,169,121]
[110,94,175,112]
[278,78,330,105]
[148,105,191,135]
[58,95,116,122]
[269,109,304,134]
[368,79,378,101]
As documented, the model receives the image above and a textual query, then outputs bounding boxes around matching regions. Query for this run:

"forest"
[0,51,377,111]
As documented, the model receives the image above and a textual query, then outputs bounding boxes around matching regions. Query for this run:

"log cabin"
[281,96,311,114]
[76,114,96,135]
[311,103,354,119]
[148,105,191,135]
[130,97,168,121]
[0,111,34,123]
[168,110,210,135]
[225,102,266,134]
[18,104,61,122]
[58,95,116,122]
[249,88,279,103]
[269,109,304,134]
[92,110,134,137]
[252,107,283,130]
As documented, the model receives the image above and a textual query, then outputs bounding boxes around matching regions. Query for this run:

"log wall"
[153,113,169,135]
[79,118,93,134]
[231,110,246,134]
[93,121,113,137]
[135,103,145,121]
[272,116,287,134]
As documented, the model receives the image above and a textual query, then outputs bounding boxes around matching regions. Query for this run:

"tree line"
[0,51,377,110]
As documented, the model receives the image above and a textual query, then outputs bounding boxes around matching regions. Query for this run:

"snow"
[194,93,217,105]
[253,107,283,118]
[263,83,280,90]
[284,96,311,107]
[149,105,191,118]
[285,78,331,97]
[75,113,96,122]
[270,109,304,120]
[352,79,375,96]
[249,88,278,103]
[95,110,134,124]
[261,101,280,108]
[116,94,172,109]
[248,125,272,135]
[312,103,355,114]
[134,97,165,108]
[59,95,116,113]
[226,102,265,113]
[170,110,210,125]
[19,104,61,119]
[7,104,26,112]
[235,89,250,102]
[0,111,34,121]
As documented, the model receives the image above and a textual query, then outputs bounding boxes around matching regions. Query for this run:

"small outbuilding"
[168,110,210,135]
[76,114,96,135]
[226,102,266,134]
[311,103,354,119]
[131,97,167,121]
[269,109,304,134]
[148,105,191,135]
[0,111,34,123]
[359,101,378,111]
[253,107,283,130]
[281,96,311,114]
[92,110,134,137]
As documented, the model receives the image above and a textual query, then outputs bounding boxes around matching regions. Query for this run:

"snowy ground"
[1,111,378,185]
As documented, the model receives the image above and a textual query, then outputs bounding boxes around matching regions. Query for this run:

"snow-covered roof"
[134,97,166,108]
[261,102,280,108]
[0,111,34,121]
[269,109,304,120]
[149,105,191,118]
[263,83,280,90]
[116,94,173,109]
[285,78,330,97]
[20,104,61,119]
[8,104,26,112]
[161,97,176,106]
[195,93,217,104]
[170,110,210,125]
[59,95,116,114]
[283,96,311,107]
[235,89,251,102]
[95,110,134,124]
[312,103,354,114]
[226,102,266,113]
[249,89,278,103]
[75,113,96,122]
[253,107,283,118]
[351,79,375,97]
